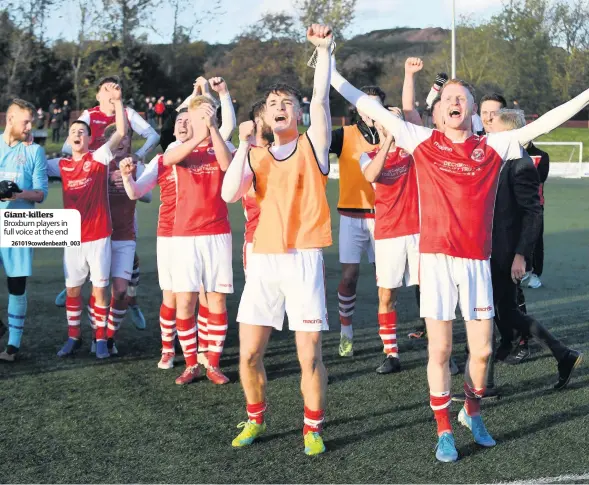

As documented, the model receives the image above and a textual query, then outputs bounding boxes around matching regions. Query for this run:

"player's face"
[358,95,383,128]
[68,124,90,153]
[480,100,503,134]
[9,108,33,141]
[114,135,131,158]
[96,85,110,105]
[174,112,192,142]
[265,93,300,133]
[441,84,473,131]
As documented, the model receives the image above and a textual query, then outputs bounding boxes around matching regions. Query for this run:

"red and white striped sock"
[303,407,325,435]
[176,316,197,367]
[430,391,452,436]
[107,296,127,340]
[159,304,176,354]
[247,401,267,425]
[464,382,485,417]
[66,295,82,339]
[337,282,355,338]
[197,304,209,354]
[378,311,398,357]
[93,301,109,342]
[88,294,96,340]
[207,311,228,368]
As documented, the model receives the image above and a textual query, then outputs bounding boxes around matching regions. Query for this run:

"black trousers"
[531,211,545,276]
[491,259,568,362]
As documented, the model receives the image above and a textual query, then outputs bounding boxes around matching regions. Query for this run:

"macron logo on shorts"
[474,305,493,312]
[303,319,323,324]
[218,283,233,288]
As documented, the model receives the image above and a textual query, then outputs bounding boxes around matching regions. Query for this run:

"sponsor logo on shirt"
[67,177,92,189]
[381,164,409,181]
[434,142,453,152]
[186,164,219,175]
[434,160,481,176]
[471,148,485,162]
[93,120,107,125]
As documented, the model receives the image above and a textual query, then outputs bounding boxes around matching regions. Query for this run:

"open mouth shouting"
[449,108,462,119]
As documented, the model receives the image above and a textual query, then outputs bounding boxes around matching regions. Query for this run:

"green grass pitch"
[0,178,588,483]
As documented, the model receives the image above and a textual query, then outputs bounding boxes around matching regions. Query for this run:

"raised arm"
[120,156,159,200]
[209,77,237,141]
[104,83,128,151]
[402,58,424,126]
[514,88,589,146]
[127,108,160,159]
[221,121,255,203]
[306,24,333,175]
[162,107,210,167]
[206,111,232,172]
[331,61,432,153]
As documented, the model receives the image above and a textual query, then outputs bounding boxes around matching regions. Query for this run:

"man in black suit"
[489,109,582,390]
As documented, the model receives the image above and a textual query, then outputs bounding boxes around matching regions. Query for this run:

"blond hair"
[497,109,526,130]
[439,79,476,103]
[7,98,35,116]
[188,94,219,111]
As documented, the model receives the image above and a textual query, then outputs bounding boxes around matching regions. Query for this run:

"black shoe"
[376,355,401,374]
[495,343,513,362]
[452,386,500,402]
[0,319,6,339]
[554,350,583,390]
[504,342,530,365]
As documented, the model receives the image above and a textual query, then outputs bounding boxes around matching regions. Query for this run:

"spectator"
[61,100,71,128]
[50,108,62,143]
[127,97,135,109]
[146,102,157,129]
[301,96,311,126]
[175,97,183,108]
[232,97,240,119]
[36,108,46,129]
[154,97,165,129]
[160,100,177,151]
[48,98,58,115]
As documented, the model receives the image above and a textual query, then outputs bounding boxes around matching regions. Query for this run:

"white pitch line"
[499,472,589,484]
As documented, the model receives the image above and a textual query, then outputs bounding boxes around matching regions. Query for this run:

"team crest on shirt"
[207,148,215,155]
[399,149,410,158]
[471,148,485,162]
[13,154,26,166]
[83,161,92,172]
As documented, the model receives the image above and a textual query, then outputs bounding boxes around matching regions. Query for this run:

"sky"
[45,0,506,45]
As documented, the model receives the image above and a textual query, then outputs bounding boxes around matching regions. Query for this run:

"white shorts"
[339,215,375,264]
[157,237,174,291]
[419,253,494,322]
[64,237,111,288]
[171,233,233,294]
[243,241,253,278]
[237,249,328,332]
[375,234,420,289]
[111,240,136,280]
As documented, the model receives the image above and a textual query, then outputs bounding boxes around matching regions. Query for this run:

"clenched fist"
[239,120,255,142]
[119,157,135,179]
[209,77,228,95]
[307,24,333,48]
[193,76,210,96]
[405,57,423,74]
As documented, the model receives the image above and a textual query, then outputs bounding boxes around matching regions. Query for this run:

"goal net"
[534,142,588,178]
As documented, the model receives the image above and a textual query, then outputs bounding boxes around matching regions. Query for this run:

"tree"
[294,0,357,40]
[168,0,223,45]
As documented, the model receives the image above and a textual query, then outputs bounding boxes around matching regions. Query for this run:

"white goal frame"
[534,142,585,178]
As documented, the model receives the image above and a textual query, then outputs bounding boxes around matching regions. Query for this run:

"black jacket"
[491,152,543,273]
[329,119,379,157]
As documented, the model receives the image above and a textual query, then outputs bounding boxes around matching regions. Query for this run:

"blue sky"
[46,0,505,44]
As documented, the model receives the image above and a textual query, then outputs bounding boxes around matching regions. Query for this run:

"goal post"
[533,142,586,178]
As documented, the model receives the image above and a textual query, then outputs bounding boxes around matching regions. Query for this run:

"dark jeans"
[531,211,544,276]
[491,259,568,362]
[52,127,60,143]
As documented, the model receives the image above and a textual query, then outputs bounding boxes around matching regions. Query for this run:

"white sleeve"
[132,156,159,198]
[487,132,523,161]
[61,110,91,155]
[359,153,371,173]
[331,69,431,153]
[127,108,161,158]
[93,144,114,165]
[165,140,181,152]
[221,142,253,203]
[46,158,61,178]
[219,93,237,142]
[225,140,237,153]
